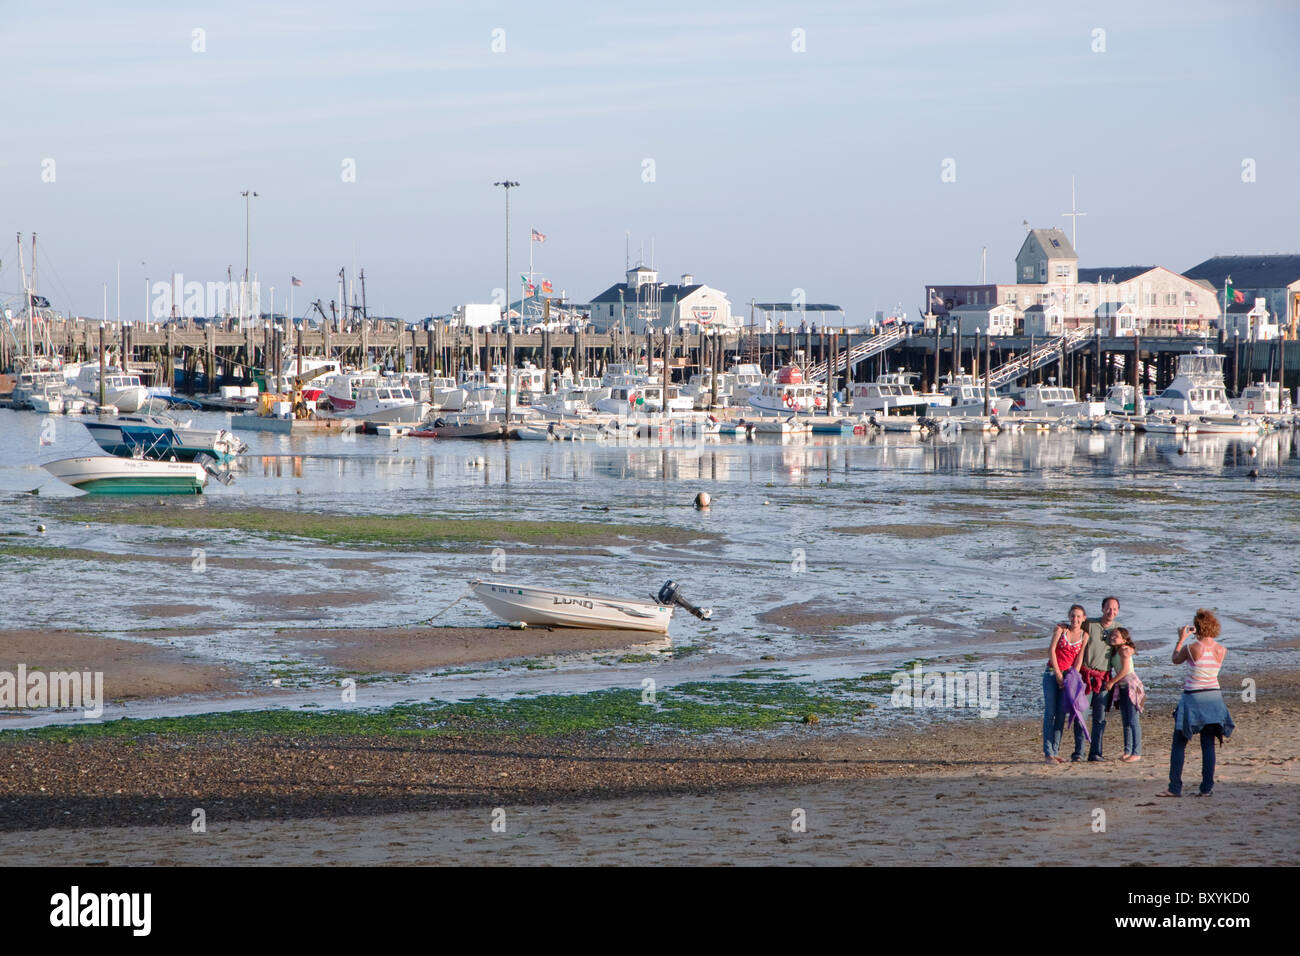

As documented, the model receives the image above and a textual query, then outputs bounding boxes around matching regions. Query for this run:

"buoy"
[1248,468,1259,479]
[763,499,771,505]
[1177,442,1187,455]
[694,491,711,510]
[1249,445,1258,457]
[36,524,46,533]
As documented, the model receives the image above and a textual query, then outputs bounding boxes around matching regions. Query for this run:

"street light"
[241,190,258,326]
[494,180,519,329]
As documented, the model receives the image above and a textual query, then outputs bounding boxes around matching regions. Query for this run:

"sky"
[2,0,1297,323]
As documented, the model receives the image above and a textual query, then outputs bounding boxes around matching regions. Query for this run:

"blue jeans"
[1116,685,1141,756]
[1168,729,1215,795]
[1071,688,1108,760]
[1042,672,1066,758]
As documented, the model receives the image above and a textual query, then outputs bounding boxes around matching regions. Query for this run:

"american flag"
[530,229,546,242]
[291,276,303,287]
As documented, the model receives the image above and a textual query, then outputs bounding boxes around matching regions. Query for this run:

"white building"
[1225,297,1278,340]
[587,266,735,334]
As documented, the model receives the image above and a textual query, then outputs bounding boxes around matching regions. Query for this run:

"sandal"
[1155,791,1180,798]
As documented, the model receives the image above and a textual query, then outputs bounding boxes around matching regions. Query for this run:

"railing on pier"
[986,328,1094,387]
[805,327,910,381]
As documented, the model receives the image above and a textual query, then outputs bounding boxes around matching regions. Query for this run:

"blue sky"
[2,0,1297,321]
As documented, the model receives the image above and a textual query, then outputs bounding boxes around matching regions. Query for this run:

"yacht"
[350,383,430,423]
[748,365,822,415]
[1230,381,1291,416]
[1147,348,1234,416]
[927,374,1015,417]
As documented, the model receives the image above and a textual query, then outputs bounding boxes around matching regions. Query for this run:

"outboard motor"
[657,580,712,620]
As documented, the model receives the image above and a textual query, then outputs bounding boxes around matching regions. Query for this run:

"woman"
[1103,627,1144,761]
[1158,609,1235,797]
[1043,604,1089,764]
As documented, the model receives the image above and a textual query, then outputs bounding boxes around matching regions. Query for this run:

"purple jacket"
[1062,669,1091,742]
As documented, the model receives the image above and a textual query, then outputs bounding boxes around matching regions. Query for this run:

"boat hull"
[43,457,207,495]
[470,581,674,633]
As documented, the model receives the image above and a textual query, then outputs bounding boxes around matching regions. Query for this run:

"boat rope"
[413,587,473,626]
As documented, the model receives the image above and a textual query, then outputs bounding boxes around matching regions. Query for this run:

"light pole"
[241,190,258,326]
[494,180,519,329]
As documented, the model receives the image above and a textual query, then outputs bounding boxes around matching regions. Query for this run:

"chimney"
[681,274,694,286]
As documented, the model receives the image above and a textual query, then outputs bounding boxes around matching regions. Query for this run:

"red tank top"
[1055,633,1084,671]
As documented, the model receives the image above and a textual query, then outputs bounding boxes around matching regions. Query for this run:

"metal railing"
[986,328,1094,387]
[806,327,910,381]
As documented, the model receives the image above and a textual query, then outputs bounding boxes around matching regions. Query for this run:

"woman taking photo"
[1043,605,1089,764]
[1158,609,1235,797]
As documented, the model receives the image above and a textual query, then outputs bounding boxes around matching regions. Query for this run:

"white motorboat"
[1015,384,1104,419]
[351,383,430,423]
[470,580,675,633]
[849,370,930,416]
[1148,348,1235,416]
[74,367,149,412]
[927,374,1015,418]
[749,365,824,415]
[43,456,208,494]
[1231,381,1290,416]
[1104,384,1136,416]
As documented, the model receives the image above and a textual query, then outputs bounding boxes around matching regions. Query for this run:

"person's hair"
[1193,609,1221,640]
[1102,595,1120,611]
[1069,604,1087,618]
[1112,626,1135,650]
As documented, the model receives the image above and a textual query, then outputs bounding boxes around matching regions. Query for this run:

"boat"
[849,370,930,417]
[1230,381,1291,417]
[1147,347,1235,416]
[43,456,208,494]
[83,415,246,461]
[410,412,503,439]
[29,382,86,415]
[1186,416,1264,436]
[749,418,811,435]
[927,374,1015,417]
[469,579,711,633]
[1104,384,1136,415]
[748,365,824,415]
[1014,384,1104,419]
[74,367,150,412]
[351,383,430,423]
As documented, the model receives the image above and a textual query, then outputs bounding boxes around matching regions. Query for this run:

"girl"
[1103,627,1144,761]
[1043,604,1089,764]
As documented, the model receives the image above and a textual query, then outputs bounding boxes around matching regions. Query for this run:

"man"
[1072,596,1120,761]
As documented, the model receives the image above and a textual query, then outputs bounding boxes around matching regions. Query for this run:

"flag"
[291,276,303,287]
[530,229,546,242]
[526,283,536,294]
[541,280,553,294]
[520,274,529,284]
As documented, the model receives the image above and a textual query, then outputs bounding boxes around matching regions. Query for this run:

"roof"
[754,302,844,312]
[1183,255,1300,288]
[1227,297,1268,314]
[589,282,705,304]
[1023,303,1062,313]
[1094,301,1134,316]
[1020,228,1077,260]
[1077,266,1156,284]
[950,302,1011,312]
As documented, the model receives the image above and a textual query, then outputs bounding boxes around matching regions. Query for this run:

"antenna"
[980,246,987,284]
[1061,176,1087,251]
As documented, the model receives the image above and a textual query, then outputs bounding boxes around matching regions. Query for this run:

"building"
[1182,255,1300,339]
[1224,297,1278,341]
[587,265,735,334]
[926,228,1221,335]
[943,302,1016,336]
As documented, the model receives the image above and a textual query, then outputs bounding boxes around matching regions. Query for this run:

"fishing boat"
[1104,384,1136,415]
[74,367,149,412]
[749,365,824,415]
[1015,384,1104,419]
[927,374,1015,417]
[410,412,503,439]
[469,578,710,633]
[1230,381,1290,416]
[1147,348,1235,416]
[43,456,208,494]
[849,370,930,417]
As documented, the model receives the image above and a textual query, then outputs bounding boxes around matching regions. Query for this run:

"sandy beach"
[1,669,1294,865]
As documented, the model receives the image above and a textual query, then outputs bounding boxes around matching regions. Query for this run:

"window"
[1078,292,1090,306]
[1038,293,1050,305]
[1165,293,1177,306]
[1144,292,1157,306]
[1055,263,1071,279]
[1005,292,1018,306]
[1023,266,1034,279]
[1184,290,1195,304]
[1038,263,1047,281]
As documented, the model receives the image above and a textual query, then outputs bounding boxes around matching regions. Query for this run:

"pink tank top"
[1184,642,1222,690]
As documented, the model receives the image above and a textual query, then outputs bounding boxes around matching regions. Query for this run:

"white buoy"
[1249,445,1258,457]
[36,524,46,533]
[694,491,711,510]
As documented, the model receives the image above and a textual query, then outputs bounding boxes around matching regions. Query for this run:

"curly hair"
[1193,608,1221,640]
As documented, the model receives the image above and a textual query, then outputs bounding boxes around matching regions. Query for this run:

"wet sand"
[0,629,236,703]
[0,671,1294,864]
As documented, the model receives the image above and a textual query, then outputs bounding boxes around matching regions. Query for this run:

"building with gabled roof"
[586,265,734,333]
[1183,255,1300,337]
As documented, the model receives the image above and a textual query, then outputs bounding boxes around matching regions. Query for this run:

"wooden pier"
[4,317,1295,399]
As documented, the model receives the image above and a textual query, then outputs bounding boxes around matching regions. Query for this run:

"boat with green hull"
[42,456,207,495]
